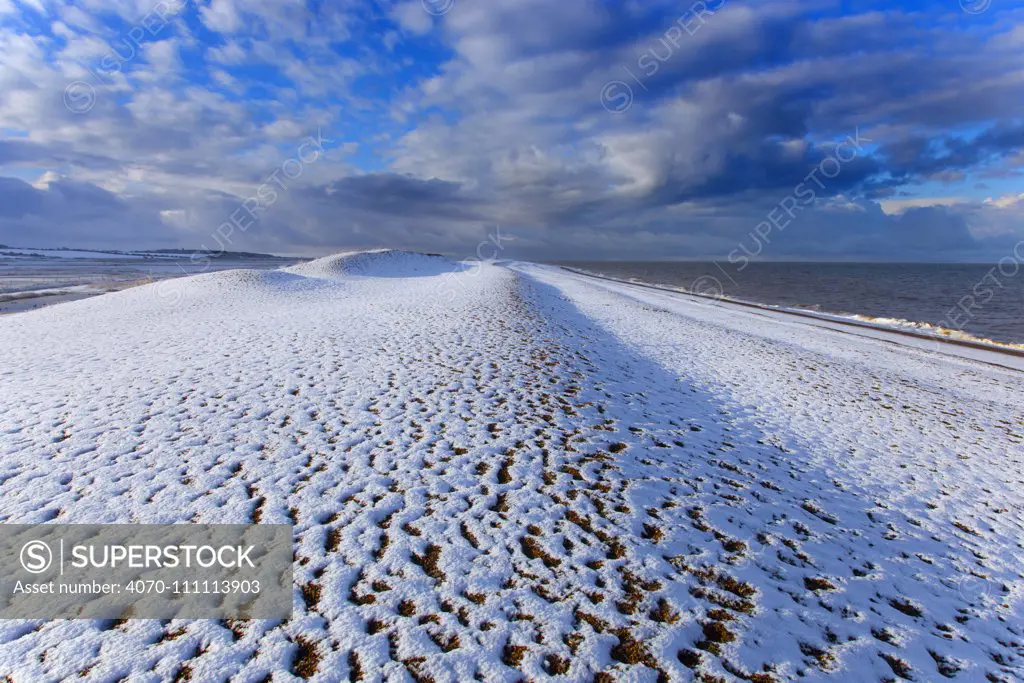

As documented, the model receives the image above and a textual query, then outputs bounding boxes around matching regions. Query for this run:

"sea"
[0,255,295,315]
[555,261,1024,347]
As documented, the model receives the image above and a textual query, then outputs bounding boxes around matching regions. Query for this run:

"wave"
[839,313,1024,352]
[562,266,1024,353]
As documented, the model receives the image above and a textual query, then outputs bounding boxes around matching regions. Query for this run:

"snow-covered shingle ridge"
[285,249,458,279]
[0,259,1021,681]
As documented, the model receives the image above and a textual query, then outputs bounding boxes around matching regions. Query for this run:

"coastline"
[558,265,1024,370]
[0,257,301,316]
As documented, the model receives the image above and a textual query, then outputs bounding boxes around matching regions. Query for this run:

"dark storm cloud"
[315,174,469,215]
[0,176,168,248]
[881,123,1024,180]
[0,140,124,174]
[756,203,983,260]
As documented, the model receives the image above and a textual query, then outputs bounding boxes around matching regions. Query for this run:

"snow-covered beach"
[0,251,1020,682]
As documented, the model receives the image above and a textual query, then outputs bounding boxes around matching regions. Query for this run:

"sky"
[0,0,1022,261]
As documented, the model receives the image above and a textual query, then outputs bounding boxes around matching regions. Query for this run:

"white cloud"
[984,192,1024,209]
[199,0,242,33]
[391,1,431,36]
[879,197,969,215]
[144,38,182,76]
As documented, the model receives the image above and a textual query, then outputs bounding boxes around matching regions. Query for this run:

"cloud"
[391,1,432,36]
[0,0,1021,260]
[199,0,243,34]
[0,175,171,248]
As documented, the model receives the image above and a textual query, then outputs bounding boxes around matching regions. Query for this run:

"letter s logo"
[21,541,52,574]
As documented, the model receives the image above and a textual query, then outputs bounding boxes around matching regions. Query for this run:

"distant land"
[0,246,289,260]
[146,248,291,259]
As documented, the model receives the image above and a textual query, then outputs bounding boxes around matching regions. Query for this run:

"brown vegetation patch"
[222,619,247,641]
[502,642,529,667]
[291,637,320,679]
[679,649,702,668]
[402,657,437,683]
[721,538,746,553]
[463,591,486,605]
[565,509,594,533]
[348,651,364,681]
[544,654,571,675]
[325,528,342,552]
[804,577,837,592]
[952,521,980,536]
[889,598,924,618]
[497,456,514,484]
[300,582,321,611]
[521,536,561,568]
[642,523,665,544]
[460,521,480,549]
[412,543,446,581]
[702,620,737,644]
[429,631,461,652]
[574,609,611,634]
[717,574,757,599]
[879,653,913,679]
[606,540,627,560]
[610,628,655,667]
[650,598,681,624]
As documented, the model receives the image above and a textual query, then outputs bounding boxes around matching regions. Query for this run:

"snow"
[284,250,458,279]
[0,252,1020,682]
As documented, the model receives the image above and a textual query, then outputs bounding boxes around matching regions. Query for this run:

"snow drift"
[2,251,463,322]
[285,249,461,279]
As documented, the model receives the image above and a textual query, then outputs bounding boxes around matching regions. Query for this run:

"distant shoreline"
[560,266,1024,366]
[0,246,293,261]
